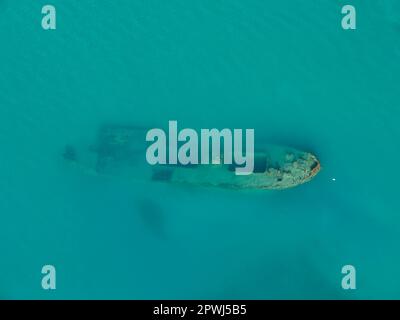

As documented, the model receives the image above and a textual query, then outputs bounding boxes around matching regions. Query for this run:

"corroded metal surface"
[64,125,321,190]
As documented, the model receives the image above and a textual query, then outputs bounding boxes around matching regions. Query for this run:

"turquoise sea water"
[0,0,400,299]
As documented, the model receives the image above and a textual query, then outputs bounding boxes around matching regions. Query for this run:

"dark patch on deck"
[152,169,173,182]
